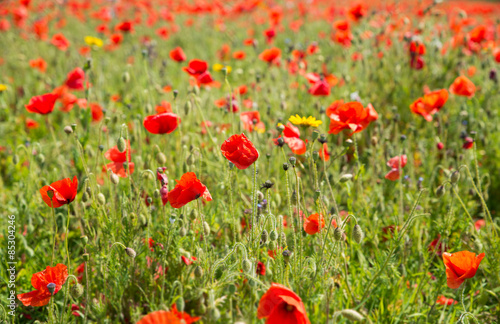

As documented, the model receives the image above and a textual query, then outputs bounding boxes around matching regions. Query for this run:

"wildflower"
[0,84,7,92]
[449,76,476,98]
[410,89,449,121]
[17,264,68,306]
[26,118,39,129]
[25,93,59,115]
[143,112,180,135]
[303,213,325,235]
[39,176,78,208]
[289,115,322,128]
[327,102,378,135]
[385,155,407,181]
[168,172,212,208]
[138,305,200,324]
[221,133,259,169]
[170,47,186,62]
[258,47,281,65]
[240,111,265,133]
[443,251,484,289]
[462,137,474,149]
[256,262,266,276]
[183,59,214,85]
[181,255,197,266]
[308,79,330,96]
[428,235,447,256]
[65,68,85,91]
[436,295,458,306]
[257,283,310,324]
[84,36,103,47]
[274,122,307,155]
[347,3,367,22]
[213,63,231,73]
[104,141,135,178]
[51,33,70,51]
[115,21,133,33]
[474,219,485,231]
[29,58,47,73]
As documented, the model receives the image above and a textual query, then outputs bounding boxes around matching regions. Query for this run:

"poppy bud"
[436,185,446,198]
[156,152,167,165]
[334,227,343,241]
[153,189,160,198]
[117,137,126,153]
[268,240,277,251]
[261,230,268,243]
[210,308,221,321]
[64,126,73,134]
[276,137,285,147]
[242,259,252,273]
[176,297,185,312]
[339,174,353,183]
[179,227,187,237]
[257,191,264,201]
[122,72,130,83]
[83,253,90,261]
[312,151,319,161]
[140,213,147,226]
[71,283,84,298]
[194,265,203,278]
[276,124,285,133]
[344,139,354,148]
[203,221,210,236]
[289,157,296,166]
[173,90,179,99]
[314,190,321,200]
[450,171,460,184]
[81,235,88,245]
[71,124,77,131]
[371,136,378,146]
[98,145,104,151]
[125,247,136,259]
[261,180,274,190]
[269,230,278,241]
[110,172,119,185]
[353,224,364,243]
[283,163,289,171]
[47,283,56,295]
[13,154,19,164]
[340,309,364,322]
[282,250,292,263]
[312,130,319,142]
[97,193,106,205]
[400,135,407,142]
[489,69,497,83]
[146,197,153,204]
[186,153,195,166]
[82,191,90,203]
[184,101,192,115]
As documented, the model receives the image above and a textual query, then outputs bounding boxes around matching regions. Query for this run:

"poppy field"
[1,0,500,323]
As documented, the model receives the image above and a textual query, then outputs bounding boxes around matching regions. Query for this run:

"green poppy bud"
[117,137,126,153]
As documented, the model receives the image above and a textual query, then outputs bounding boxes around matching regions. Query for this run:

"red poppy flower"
[221,133,259,169]
[443,251,484,289]
[90,103,103,122]
[143,112,180,135]
[494,48,500,63]
[463,137,474,150]
[137,310,181,324]
[256,261,266,276]
[232,50,246,60]
[303,213,325,235]
[104,141,134,178]
[258,47,281,65]
[328,101,377,135]
[110,33,123,45]
[410,89,448,121]
[29,58,47,73]
[348,3,367,22]
[170,304,200,323]
[39,176,78,208]
[170,46,186,62]
[449,76,476,98]
[65,68,85,91]
[25,93,58,115]
[474,219,485,231]
[26,118,39,129]
[51,33,70,51]
[428,235,447,256]
[308,79,330,96]
[318,143,330,161]
[115,21,133,33]
[240,111,265,133]
[17,264,68,307]
[436,295,458,306]
[183,59,208,76]
[385,155,407,181]
[257,283,310,324]
[168,172,212,208]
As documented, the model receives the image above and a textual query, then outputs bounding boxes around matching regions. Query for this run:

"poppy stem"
[51,205,57,267]
[281,147,297,281]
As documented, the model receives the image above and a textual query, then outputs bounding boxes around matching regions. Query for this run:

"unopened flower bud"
[282,250,292,263]
[289,157,296,166]
[203,222,210,236]
[47,283,56,295]
[13,154,19,164]
[261,230,268,243]
[353,224,364,243]
[176,297,185,312]
[268,240,277,251]
[283,163,289,171]
[184,101,192,115]
[371,136,378,146]
[194,265,203,277]
[340,309,364,322]
[334,227,343,241]
[71,283,84,298]
[344,139,354,148]
[436,185,446,198]
[110,172,119,185]
[97,193,106,205]
[83,253,90,261]
[276,137,285,147]
[117,137,126,153]
[312,151,319,161]
[339,174,353,183]
[64,126,73,134]
[276,124,285,133]
[122,72,130,83]
[125,247,136,259]
[450,171,460,184]
[318,134,328,144]
[242,259,252,273]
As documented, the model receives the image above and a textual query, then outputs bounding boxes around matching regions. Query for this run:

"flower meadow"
[1,0,500,323]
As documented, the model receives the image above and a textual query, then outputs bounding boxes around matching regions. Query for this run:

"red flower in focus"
[25,93,58,115]
[104,141,134,178]
[436,295,458,306]
[17,264,68,307]
[51,33,70,51]
[65,68,85,91]
[449,76,476,98]
[274,123,307,155]
[256,261,266,276]
[443,251,484,289]
[259,47,281,65]
[303,213,325,235]
[138,305,200,324]
[385,155,407,181]
[257,283,310,324]
[221,133,259,169]
[143,112,180,135]
[410,89,448,121]
[39,176,78,208]
[170,47,186,62]
[327,101,378,135]
[171,304,200,323]
[168,172,212,208]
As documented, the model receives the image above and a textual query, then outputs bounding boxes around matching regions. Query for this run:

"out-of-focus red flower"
[143,112,180,135]
[232,50,246,60]
[168,172,212,208]
[258,47,281,65]
[449,76,476,98]
[318,143,330,161]
[65,68,85,91]
[104,141,134,178]
[462,137,474,149]
[257,283,310,324]
[110,33,123,45]
[25,93,59,115]
[170,47,186,62]
[474,219,485,231]
[90,103,103,122]
[17,264,68,307]
[494,48,500,63]
[308,79,330,96]
[348,3,367,22]
[51,33,70,51]
[240,111,265,133]
[221,133,259,169]
[436,295,458,306]
[40,176,78,208]
[155,101,172,113]
[26,118,39,129]
[327,101,378,135]
[443,251,484,289]
[29,58,47,73]
[256,261,266,276]
[385,155,407,181]
[468,25,486,43]
[115,21,133,33]
[183,59,214,85]
[428,234,447,256]
[156,26,169,39]
[303,213,325,235]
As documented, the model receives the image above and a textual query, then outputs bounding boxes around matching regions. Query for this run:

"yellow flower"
[289,114,322,128]
[212,63,231,74]
[84,36,103,47]
[0,84,7,92]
